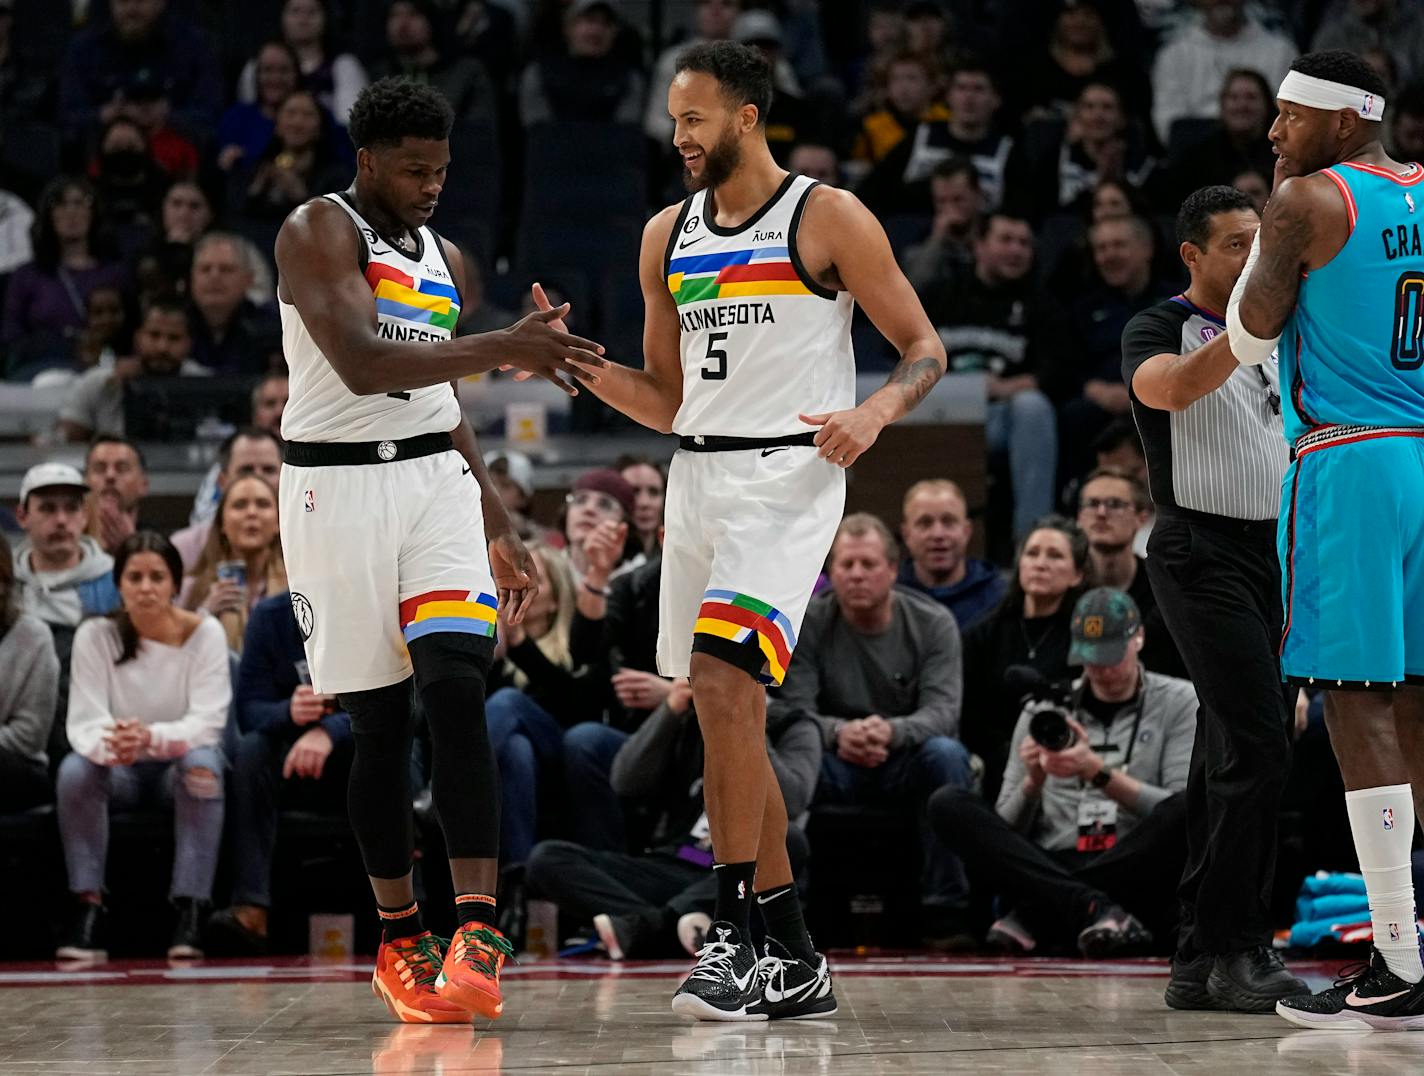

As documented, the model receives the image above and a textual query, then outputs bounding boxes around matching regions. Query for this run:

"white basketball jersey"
[280,193,462,442]
[664,174,855,438]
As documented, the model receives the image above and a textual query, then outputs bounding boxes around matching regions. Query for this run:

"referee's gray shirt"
[1122,295,1287,521]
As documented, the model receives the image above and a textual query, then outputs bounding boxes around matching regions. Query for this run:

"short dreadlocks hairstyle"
[347,77,454,151]
[1288,50,1389,99]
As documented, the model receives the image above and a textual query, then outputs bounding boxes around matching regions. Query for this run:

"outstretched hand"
[499,299,606,396]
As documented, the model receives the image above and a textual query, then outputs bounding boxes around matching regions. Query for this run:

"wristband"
[1225,231,1280,366]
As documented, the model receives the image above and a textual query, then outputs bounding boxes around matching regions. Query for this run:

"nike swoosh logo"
[1346,988,1411,1007]
[760,447,789,457]
[755,894,777,905]
[678,236,705,249]
[461,465,471,475]
[731,964,756,992]
[370,246,392,256]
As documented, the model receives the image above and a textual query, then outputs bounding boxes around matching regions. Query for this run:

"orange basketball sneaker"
[372,932,471,1024]
[435,924,515,1018]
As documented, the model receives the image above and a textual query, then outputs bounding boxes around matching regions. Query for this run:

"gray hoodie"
[12,536,121,628]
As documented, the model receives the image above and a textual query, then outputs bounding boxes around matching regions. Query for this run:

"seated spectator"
[2,177,126,364]
[84,436,152,556]
[58,296,208,442]
[852,52,949,166]
[187,232,284,376]
[1076,467,1184,677]
[0,530,61,813]
[90,117,171,234]
[133,180,215,306]
[930,588,1195,956]
[520,0,644,126]
[1020,82,1157,224]
[788,142,841,185]
[28,286,134,388]
[1389,82,1424,163]
[895,157,981,281]
[960,515,1088,801]
[733,11,814,164]
[12,462,121,634]
[55,531,230,961]
[369,0,496,124]
[218,41,304,174]
[58,0,222,144]
[560,468,643,583]
[231,90,350,226]
[1017,1,1152,123]
[1168,69,1277,204]
[185,380,287,532]
[485,545,606,868]
[206,592,353,955]
[897,479,1005,631]
[527,683,820,959]
[617,455,665,557]
[182,476,287,654]
[1061,215,1173,482]
[1151,0,1295,146]
[775,514,974,947]
[1313,0,1424,92]
[644,0,744,146]
[921,214,1063,538]
[176,427,284,564]
[236,0,368,126]
[0,183,34,276]
[484,449,543,543]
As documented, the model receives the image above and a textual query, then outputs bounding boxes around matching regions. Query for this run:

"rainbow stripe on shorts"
[400,589,497,643]
[693,589,797,685]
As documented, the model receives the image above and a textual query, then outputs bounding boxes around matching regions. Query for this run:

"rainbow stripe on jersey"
[400,589,498,643]
[693,589,798,685]
[366,263,462,332]
[667,246,812,307]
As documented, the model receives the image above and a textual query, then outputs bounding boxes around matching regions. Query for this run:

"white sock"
[1344,784,1424,984]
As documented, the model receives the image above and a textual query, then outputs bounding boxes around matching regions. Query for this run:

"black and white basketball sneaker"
[671,921,763,1021]
[746,938,837,1020]
[1276,949,1424,1030]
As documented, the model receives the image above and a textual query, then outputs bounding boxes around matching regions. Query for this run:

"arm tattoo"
[1241,183,1315,337]
[888,356,943,409]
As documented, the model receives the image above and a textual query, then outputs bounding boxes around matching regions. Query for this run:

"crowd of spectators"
[0,0,1401,960]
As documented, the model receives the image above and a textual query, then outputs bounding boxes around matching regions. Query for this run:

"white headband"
[1278,70,1386,121]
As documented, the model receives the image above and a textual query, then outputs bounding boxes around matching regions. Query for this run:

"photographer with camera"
[929,589,1196,957]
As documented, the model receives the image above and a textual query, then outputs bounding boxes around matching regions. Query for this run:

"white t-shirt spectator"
[1152,18,1297,144]
[66,614,231,764]
[0,189,35,275]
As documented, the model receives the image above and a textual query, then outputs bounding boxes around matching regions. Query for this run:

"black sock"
[755,883,816,965]
[378,900,425,943]
[455,892,497,929]
[713,861,756,938]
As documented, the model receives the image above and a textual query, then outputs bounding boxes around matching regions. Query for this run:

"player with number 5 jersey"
[549,42,946,1021]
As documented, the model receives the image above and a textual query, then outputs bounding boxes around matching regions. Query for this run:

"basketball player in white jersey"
[273,78,605,1024]
[547,42,947,1020]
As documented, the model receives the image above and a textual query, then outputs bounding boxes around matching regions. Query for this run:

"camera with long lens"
[1005,665,1077,752]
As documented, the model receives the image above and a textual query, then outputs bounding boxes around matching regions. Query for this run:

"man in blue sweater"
[896,479,1005,631]
[207,592,353,953]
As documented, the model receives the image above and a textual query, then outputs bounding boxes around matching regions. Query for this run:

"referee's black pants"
[1146,508,1293,956]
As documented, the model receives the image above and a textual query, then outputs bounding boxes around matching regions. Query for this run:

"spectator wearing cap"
[12,462,121,633]
[0,529,61,813]
[369,0,496,125]
[58,296,209,443]
[920,213,1064,539]
[930,588,1196,957]
[897,479,1005,631]
[1151,0,1295,145]
[560,467,643,591]
[520,0,645,127]
[776,514,975,947]
[58,0,223,144]
[732,10,813,165]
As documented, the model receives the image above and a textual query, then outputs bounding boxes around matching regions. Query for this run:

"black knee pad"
[408,633,495,690]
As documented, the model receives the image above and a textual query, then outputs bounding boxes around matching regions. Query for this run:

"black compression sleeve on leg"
[409,634,500,861]
[340,678,418,879]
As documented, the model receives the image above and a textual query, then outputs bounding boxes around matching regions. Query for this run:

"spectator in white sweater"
[1151,1,1297,144]
[0,531,61,813]
[55,532,231,963]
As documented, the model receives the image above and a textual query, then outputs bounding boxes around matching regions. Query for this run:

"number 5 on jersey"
[701,332,728,381]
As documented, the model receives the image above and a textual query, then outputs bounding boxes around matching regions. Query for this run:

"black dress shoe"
[1165,951,1218,1010]
[169,898,209,960]
[1207,946,1310,1013]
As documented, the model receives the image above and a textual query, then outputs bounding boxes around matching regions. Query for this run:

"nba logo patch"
[1363,94,1376,117]
[304,489,315,513]
[1390,922,1402,942]
[1384,807,1395,830]
[737,880,746,900]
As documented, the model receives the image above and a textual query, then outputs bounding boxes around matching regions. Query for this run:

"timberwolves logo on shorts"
[291,592,315,641]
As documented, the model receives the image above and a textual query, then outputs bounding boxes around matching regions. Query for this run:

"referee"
[1121,186,1306,1013]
